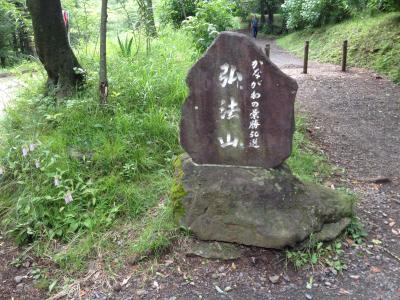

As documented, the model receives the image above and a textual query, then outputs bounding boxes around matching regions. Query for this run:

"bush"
[282,0,351,30]
[183,0,238,52]
[231,0,259,20]
[367,0,400,11]
[158,0,197,27]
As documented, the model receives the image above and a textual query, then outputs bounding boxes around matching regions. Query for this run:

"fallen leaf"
[370,266,381,273]
[389,222,395,227]
[392,229,399,235]
[231,262,236,270]
[215,285,224,294]
[165,259,174,266]
[372,239,382,245]
[121,275,131,286]
[338,288,352,295]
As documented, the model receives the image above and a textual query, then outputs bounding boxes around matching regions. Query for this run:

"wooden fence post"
[342,40,348,72]
[265,44,270,58]
[303,41,309,74]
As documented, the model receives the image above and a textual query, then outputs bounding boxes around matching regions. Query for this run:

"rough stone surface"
[313,217,351,242]
[180,32,298,168]
[177,156,353,249]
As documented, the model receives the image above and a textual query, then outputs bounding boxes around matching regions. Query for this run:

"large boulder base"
[176,156,353,249]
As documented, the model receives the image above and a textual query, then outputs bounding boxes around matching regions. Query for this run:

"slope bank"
[277,12,400,83]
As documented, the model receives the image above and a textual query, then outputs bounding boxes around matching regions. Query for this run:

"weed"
[288,115,332,183]
[286,237,347,272]
[346,216,368,244]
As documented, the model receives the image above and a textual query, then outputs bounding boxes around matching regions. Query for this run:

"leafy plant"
[286,237,347,272]
[117,34,134,57]
[158,0,197,27]
[281,0,351,30]
[183,0,239,52]
[346,216,367,244]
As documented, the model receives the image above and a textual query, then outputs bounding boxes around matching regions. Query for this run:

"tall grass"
[0,27,195,248]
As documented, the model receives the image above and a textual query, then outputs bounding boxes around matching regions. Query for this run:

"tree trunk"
[259,0,266,28]
[99,0,108,106]
[145,0,157,37]
[179,0,187,20]
[17,22,34,56]
[14,1,34,56]
[27,0,84,97]
[267,9,274,27]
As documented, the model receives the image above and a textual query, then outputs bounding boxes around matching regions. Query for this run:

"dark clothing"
[251,19,258,38]
[252,27,258,38]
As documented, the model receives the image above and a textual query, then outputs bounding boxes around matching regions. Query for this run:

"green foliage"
[0,0,32,66]
[183,0,240,52]
[231,0,260,20]
[287,116,332,183]
[367,0,400,12]
[286,238,347,272]
[130,198,180,257]
[277,12,400,83]
[61,0,100,48]
[0,28,196,248]
[117,34,134,57]
[346,216,368,244]
[281,0,351,30]
[158,0,197,27]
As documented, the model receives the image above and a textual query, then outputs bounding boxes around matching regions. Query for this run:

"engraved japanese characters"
[180,32,298,168]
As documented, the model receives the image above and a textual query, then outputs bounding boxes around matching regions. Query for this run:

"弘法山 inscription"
[176,32,354,249]
[180,31,298,168]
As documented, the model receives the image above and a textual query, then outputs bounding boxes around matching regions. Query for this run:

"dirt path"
[0,74,23,118]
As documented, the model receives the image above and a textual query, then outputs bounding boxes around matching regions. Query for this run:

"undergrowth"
[0,26,349,281]
[286,216,366,272]
[277,12,400,83]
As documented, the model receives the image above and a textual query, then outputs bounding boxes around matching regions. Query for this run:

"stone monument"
[176,32,353,249]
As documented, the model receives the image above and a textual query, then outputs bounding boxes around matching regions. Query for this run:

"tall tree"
[259,0,266,27]
[145,0,157,36]
[27,0,84,97]
[99,0,108,105]
[137,0,157,37]
[260,0,283,29]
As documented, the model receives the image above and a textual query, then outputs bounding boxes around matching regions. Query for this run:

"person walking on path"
[251,15,258,38]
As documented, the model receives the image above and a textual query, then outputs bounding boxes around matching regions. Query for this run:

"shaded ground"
[1,35,400,299]
[0,74,23,118]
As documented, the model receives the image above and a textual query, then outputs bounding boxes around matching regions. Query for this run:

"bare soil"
[0,35,399,300]
[0,75,23,118]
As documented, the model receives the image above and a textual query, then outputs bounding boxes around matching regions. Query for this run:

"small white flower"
[64,191,73,204]
[29,143,37,152]
[54,176,61,187]
[22,147,28,157]
[35,160,41,169]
